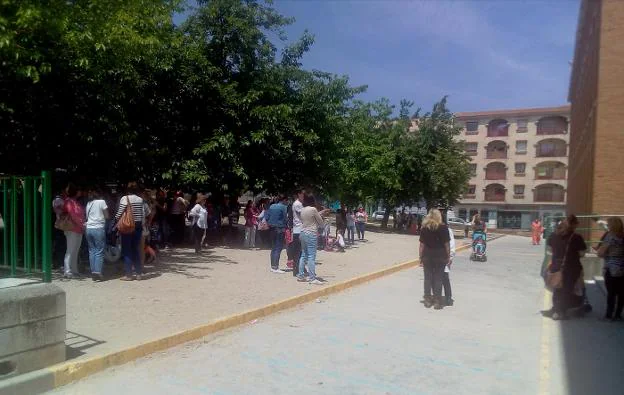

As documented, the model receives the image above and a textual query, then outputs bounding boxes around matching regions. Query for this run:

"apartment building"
[453,105,571,230]
[567,0,624,231]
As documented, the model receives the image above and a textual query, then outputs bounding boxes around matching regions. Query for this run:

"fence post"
[10,177,18,276]
[41,171,52,283]
[2,179,8,268]
[23,177,33,274]
[33,178,39,271]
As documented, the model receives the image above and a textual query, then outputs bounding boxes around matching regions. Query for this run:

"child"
[443,225,456,306]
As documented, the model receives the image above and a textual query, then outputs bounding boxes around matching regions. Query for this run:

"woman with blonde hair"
[419,209,451,309]
[597,217,624,321]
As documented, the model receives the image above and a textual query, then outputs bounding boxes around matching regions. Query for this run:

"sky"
[178,0,581,113]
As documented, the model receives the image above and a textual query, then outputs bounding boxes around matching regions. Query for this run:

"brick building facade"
[568,0,624,224]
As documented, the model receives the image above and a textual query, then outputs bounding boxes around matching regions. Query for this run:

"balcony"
[487,119,509,138]
[535,162,567,180]
[484,184,506,202]
[485,140,508,159]
[485,162,507,180]
[534,184,565,202]
[536,139,567,158]
[537,116,568,135]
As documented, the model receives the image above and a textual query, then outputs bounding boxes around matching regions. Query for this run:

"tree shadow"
[558,282,624,395]
[65,330,106,361]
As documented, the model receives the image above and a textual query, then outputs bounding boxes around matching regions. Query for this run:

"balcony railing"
[487,129,508,138]
[534,193,565,202]
[537,126,567,135]
[535,168,566,180]
[485,171,506,180]
[486,151,508,159]
[485,193,505,202]
[536,149,567,157]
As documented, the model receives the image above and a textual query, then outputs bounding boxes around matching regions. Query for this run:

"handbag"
[55,214,74,232]
[258,219,269,231]
[117,196,135,235]
[545,234,573,291]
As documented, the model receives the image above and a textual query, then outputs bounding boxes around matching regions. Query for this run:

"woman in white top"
[189,194,208,254]
[85,187,109,281]
[297,195,329,285]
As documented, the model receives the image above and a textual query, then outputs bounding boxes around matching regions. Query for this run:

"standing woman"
[85,187,109,281]
[346,209,356,245]
[244,200,258,249]
[419,209,451,310]
[61,184,85,279]
[545,215,587,320]
[189,195,208,254]
[115,182,145,281]
[355,207,368,241]
[597,217,624,321]
[297,194,327,284]
[532,218,544,245]
[169,191,188,246]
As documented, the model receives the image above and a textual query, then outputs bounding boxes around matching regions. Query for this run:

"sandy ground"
[54,227,466,361]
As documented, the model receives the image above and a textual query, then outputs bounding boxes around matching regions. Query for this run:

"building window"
[481,210,490,222]
[517,119,528,133]
[514,185,525,196]
[466,121,478,134]
[465,142,478,156]
[487,119,509,137]
[515,163,526,175]
[516,140,528,154]
[469,163,477,177]
[484,184,506,202]
[458,209,467,220]
[534,184,565,202]
[536,139,567,157]
[466,185,476,196]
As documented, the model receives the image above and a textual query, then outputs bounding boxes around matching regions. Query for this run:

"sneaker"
[135,274,143,281]
[309,279,324,285]
[63,273,73,279]
[271,268,286,274]
[297,276,308,282]
[445,298,454,307]
[120,276,134,281]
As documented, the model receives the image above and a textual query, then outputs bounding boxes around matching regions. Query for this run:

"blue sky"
[178,0,580,113]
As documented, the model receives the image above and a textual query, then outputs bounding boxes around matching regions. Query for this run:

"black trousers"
[423,251,447,298]
[605,270,624,318]
[193,225,204,253]
[552,265,581,314]
[170,214,186,245]
[442,272,452,300]
[287,233,302,276]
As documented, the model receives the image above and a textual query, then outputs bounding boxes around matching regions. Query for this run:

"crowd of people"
[51,183,370,284]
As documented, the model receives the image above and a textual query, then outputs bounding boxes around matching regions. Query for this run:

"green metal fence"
[0,171,52,282]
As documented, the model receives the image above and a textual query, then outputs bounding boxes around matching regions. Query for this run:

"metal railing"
[0,171,53,282]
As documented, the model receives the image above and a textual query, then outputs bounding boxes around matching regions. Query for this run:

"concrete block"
[0,368,55,395]
[0,343,65,379]
[0,284,65,328]
[0,316,66,356]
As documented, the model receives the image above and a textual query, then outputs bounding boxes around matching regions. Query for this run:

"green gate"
[0,171,53,282]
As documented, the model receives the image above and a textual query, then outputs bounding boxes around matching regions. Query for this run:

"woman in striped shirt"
[115,182,145,281]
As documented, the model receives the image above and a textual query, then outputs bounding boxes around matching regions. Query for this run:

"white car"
[447,217,469,238]
[373,211,394,221]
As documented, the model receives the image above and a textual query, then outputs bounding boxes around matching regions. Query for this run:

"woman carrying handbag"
[543,215,587,320]
[115,182,145,281]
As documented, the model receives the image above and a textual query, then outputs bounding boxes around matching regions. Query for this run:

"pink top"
[64,198,85,234]
[245,207,258,227]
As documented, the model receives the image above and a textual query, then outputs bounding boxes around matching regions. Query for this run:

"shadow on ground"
[559,282,624,395]
[65,331,106,360]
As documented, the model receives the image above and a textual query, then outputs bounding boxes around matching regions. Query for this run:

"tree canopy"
[0,0,471,210]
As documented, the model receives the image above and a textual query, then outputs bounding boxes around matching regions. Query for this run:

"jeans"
[356,222,366,240]
[64,231,83,275]
[244,226,257,248]
[121,222,143,276]
[347,226,355,244]
[86,227,106,274]
[270,228,285,269]
[423,250,447,298]
[288,233,302,276]
[605,270,624,318]
[298,232,318,281]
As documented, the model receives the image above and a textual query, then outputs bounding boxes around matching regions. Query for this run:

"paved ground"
[54,227,470,360]
[48,235,624,395]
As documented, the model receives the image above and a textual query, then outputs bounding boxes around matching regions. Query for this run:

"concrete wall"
[0,281,66,380]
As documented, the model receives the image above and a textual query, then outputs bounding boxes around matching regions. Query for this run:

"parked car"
[447,217,470,238]
[373,211,394,221]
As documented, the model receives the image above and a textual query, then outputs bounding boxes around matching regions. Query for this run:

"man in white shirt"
[290,189,305,277]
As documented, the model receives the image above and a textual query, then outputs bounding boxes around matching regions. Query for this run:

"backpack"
[117,196,135,234]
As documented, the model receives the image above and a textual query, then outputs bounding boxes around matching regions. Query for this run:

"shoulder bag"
[117,196,135,235]
[545,234,573,291]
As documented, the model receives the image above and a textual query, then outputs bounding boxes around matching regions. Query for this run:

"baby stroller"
[470,230,487,262]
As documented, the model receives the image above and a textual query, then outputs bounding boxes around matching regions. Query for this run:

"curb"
[0,238,486,394]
